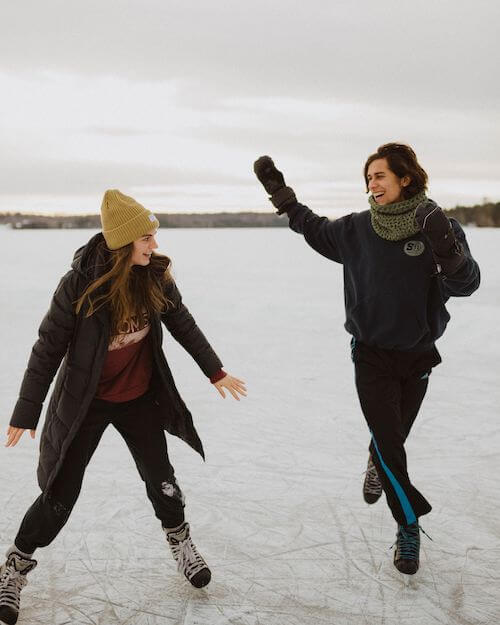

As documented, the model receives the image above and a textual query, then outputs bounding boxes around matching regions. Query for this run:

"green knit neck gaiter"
[369,191,426,241]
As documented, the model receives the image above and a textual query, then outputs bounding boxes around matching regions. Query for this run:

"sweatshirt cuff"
[210,369,227,384]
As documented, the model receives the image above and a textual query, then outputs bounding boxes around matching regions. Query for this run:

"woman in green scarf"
[253,143,480,576]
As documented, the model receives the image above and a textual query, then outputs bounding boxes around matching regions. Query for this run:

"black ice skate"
[164,522,211,588]
[0,551,37,625]
[393,522,420,575]
[363,453,382,504]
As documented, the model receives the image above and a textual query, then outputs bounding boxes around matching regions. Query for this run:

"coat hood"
[71,233,112,281]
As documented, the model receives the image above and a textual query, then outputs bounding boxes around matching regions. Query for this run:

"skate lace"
[395,525,419,560]
[392,524,432,560]
[0,565,27,610]
[364,461,382,495]
[171,538,207,579]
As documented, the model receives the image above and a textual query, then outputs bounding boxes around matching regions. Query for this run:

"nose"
[151,236,158,250]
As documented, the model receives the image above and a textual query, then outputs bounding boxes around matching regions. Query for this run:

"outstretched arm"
[161,279,223,378]
[161,281,247,400]
[10,271,78,432]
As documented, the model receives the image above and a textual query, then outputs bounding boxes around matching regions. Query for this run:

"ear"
[401,175,411,188]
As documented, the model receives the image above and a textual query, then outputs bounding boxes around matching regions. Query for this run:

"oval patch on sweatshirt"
[404,241,425,256]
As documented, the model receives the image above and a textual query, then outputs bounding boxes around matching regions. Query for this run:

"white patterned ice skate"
[164,522,211,588]
[0,551,37,625]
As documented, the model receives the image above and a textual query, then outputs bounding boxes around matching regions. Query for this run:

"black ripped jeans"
[15,390,185,554]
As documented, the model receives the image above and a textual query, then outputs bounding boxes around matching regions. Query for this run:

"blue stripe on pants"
[370,430,417,526]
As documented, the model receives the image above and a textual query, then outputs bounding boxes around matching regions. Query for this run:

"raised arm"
[253,156,345,263]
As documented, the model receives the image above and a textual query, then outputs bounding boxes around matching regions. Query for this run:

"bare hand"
[214,374,247,401]
[5,426,36,447]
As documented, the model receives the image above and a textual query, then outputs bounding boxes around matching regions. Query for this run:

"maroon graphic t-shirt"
[95,311,153,402]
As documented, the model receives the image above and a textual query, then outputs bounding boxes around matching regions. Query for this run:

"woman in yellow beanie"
[1,190,246,622]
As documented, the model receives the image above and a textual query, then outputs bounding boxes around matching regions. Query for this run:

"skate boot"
[363,453,382,504]
[0,550,37,625]
[164,522,211,588]
[393,522,420,575]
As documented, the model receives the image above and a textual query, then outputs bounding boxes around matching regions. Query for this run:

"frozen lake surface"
[1,225,499,625]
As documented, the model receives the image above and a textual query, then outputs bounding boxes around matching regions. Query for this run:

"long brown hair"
[363,143,428,199]
[75,238,173,338]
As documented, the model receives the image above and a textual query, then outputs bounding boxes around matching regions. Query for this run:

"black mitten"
[253,156,296,214]
[415,199,466,275]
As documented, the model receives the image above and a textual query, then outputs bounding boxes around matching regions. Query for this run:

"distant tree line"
[1,202,499,229]
[445,201,500,227]
[0,211,286,229]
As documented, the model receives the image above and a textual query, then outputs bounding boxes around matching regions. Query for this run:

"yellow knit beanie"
[100,189,160,250]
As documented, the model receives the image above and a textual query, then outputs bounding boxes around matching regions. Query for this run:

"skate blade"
[399,571,419,588]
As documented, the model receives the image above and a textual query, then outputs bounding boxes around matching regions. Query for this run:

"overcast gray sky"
[1,0,499,215]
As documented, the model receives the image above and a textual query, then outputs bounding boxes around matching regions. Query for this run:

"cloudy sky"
[1,0,499,216]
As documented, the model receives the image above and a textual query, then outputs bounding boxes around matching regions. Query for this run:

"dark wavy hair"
[363,143,428,199]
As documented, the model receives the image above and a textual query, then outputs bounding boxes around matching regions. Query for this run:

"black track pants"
[352,340,441,526]
[15,390,185,554]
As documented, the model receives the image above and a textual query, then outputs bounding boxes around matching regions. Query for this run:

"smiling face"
[130,230,158,266]
[366,158,410,205]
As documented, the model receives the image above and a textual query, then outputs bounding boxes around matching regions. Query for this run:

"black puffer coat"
[10,233,223,496]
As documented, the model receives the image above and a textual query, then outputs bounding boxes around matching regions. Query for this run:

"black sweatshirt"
[286,203,480,351]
